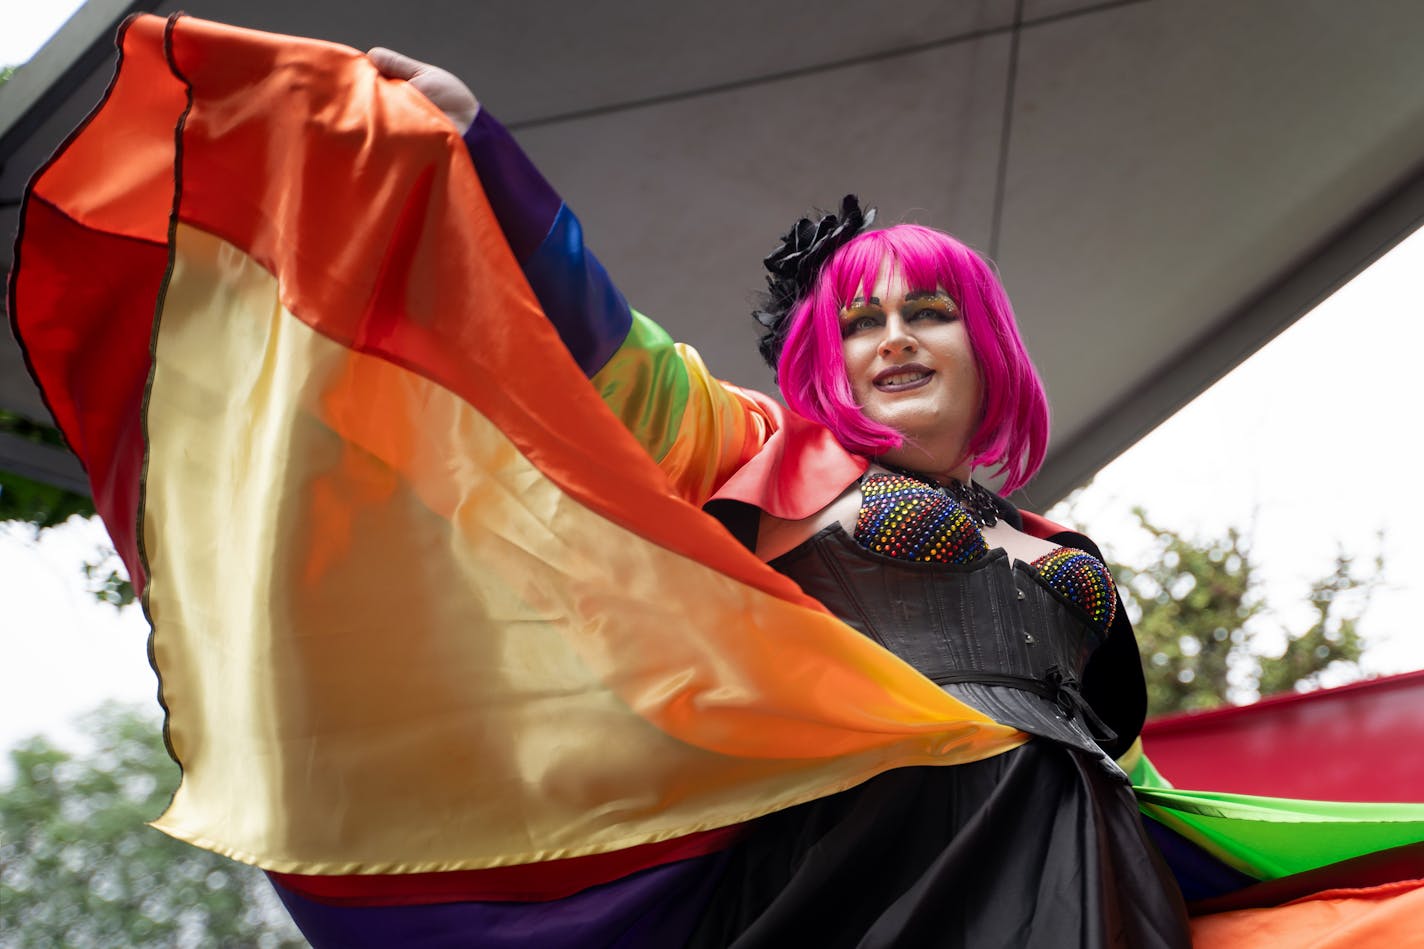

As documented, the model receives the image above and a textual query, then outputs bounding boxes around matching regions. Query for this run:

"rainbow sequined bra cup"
[854,472,1117,632]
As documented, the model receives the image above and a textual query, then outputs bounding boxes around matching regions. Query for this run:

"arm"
[369,50,775,505]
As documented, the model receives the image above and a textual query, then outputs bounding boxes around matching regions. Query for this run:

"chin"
[868,406,954,439]
[868,410,975,465]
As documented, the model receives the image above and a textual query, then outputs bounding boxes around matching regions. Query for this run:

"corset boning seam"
[770,522,1117,760]
[810,534,887,649]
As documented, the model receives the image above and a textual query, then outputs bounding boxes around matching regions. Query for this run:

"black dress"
[690,474,1192,948]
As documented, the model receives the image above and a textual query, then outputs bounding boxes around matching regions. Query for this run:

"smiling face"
[776,224,1047,492]
[839,268,983,478]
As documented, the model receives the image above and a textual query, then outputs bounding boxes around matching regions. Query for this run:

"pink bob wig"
[776,225,1049,494]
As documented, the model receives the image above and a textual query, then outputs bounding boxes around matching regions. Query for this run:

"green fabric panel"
[1135,785,1424,879]
[589,310,690,462]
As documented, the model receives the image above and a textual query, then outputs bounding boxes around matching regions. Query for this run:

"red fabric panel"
[10,14,183,591]
[1019,510,1071,541]
[1142,671,1424,802]
[9,199,166,591]
[269,825,741,906]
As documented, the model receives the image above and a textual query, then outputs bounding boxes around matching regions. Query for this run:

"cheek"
[947,335,979,381]
[840,341,872,392]
[965,358,986,415]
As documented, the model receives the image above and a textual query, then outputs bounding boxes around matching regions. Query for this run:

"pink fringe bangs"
[775,225,1049,494]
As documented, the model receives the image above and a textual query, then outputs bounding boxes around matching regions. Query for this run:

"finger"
[366,47,426,81]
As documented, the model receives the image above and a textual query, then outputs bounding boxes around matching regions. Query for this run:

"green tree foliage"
[0,468,94,528]
[1,704,307,948]
[1255,550,1375,698]
[1111,509,1374,716]
[0,411,95,528]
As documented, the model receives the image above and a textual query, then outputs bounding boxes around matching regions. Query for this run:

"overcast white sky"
[0,1,87,67]
[2,3,1421,757]
[1051,225,1424,683]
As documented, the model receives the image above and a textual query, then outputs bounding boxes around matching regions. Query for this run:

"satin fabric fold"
[12,13,1027,874]
[1189,879,1424,948]
[17,22,1422,942]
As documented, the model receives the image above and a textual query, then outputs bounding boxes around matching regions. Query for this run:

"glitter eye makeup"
[840,291,956,336]
[902,291,957,313]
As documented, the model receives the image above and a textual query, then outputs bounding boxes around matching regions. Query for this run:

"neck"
[874,447,972,486]
[877,459,974,487]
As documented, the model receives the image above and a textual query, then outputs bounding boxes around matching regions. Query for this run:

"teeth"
[879,371,928,386]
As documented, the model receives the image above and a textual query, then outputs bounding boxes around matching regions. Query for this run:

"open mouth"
[874,366,934,392]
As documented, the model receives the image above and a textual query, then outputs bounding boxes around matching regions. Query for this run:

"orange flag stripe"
[159,15,820,609]
[10,14,1031,872]
[1190,879,1424,948]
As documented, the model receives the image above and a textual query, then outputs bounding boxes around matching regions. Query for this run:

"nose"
[877,313,917,356]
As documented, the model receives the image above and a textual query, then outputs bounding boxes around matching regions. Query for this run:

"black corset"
[771,523,1125,767]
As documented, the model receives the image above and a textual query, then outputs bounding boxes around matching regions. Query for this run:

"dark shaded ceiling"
[3,0,1423,503]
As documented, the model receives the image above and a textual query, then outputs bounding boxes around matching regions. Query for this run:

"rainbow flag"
[12,14,1424,944]
[10,12,1025,876]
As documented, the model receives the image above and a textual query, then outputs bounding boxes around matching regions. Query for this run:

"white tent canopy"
[4,0,1423,502]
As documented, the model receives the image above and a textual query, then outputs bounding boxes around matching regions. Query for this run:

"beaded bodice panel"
[855,472,990,565]
[854,472,1117,632]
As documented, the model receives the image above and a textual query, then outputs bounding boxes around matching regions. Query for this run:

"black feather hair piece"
[752,194,876,371]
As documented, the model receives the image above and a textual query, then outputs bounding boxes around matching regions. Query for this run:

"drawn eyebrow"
[904,291,954,304]
[843,291,954,315]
